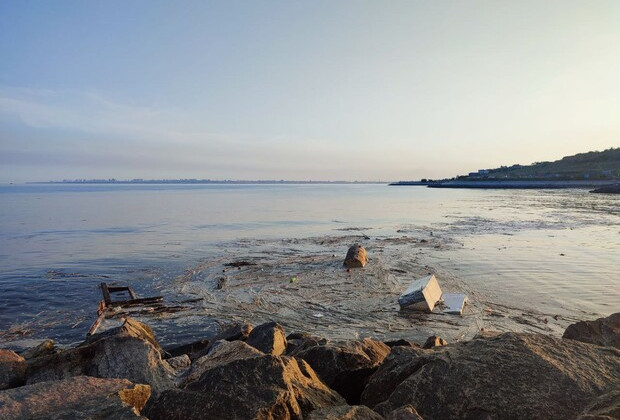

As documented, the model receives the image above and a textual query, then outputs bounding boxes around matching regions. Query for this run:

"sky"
[1,1,618,182]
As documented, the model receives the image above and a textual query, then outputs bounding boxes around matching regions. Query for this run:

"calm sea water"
[0,183,618,346]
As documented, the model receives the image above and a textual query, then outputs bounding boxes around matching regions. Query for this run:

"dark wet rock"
[27,319,175,393]
[0,376,150,419]
[308,404,384,419]
[576,389,620,419]
[421,335,446,349]
[344,244,368,268]
[364,332,620,420]
[166,354,190,370]
[563,312,620,348]
[361,346,426,408]
[296,338,391,404]
[286,332,328,355]
[384,339,420,349]
[213,321,253,342]
[224,261,256,267]
[147,354,345,420]
[20,339,56,360]
[385,405,424,420]
[183,339,263,385]
[164,338,210,361]
[246,321,287,355]
[0,349,27,390]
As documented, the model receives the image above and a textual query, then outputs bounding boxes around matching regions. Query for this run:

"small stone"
[422,335,447,349]
[344,244,368,268]
[246,321,287,355]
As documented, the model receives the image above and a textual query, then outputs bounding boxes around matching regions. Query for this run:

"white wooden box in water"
[441,293,468,315]
[398,274,443,312]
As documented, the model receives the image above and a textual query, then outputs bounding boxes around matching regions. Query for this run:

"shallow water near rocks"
[0,184,618,349]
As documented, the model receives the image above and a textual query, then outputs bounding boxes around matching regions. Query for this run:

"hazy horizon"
[1,1,618,183]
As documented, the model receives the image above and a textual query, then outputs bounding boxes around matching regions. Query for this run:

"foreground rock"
[27,318,175,393]
[20,339,56,360]
[183,339,263,385]
[308,404,384,419]
[0,376,150,419]
[0,350,27,390]
[148,355,345,419]
[246,321,287,355]
[563,312,620,348]
[296,338,390,404]
[362,332,620,420]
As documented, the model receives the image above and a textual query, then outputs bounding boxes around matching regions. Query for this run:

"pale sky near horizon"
[1,1,618,182]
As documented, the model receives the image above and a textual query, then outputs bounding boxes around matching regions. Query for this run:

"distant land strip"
[30,179,387,185]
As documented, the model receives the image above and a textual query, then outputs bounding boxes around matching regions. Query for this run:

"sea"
[0,183,618,348]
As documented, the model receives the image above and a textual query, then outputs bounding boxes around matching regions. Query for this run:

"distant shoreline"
[390,180,618,189]
[27,180,387,185]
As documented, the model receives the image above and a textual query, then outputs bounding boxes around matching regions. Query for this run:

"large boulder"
[386,405,424,420]
[362,332,620,420]
[563,312,620,348]
[286,332,328,355]
[296,338,391,404]
[576,389,620,419]
[307,404,384,419]
[183,339,264,385]
[0,376,150,419]
[0,349,27,390]
[27,318,175,393]
[147,355,345,419]
[83,317,163,354]
[246,321,287,355]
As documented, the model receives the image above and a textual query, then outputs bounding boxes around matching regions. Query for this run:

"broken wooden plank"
[87,300,107,336]
[106,296,164,307]
[100,283,112,305]
[398,274,443,312]
[441,293,468,315]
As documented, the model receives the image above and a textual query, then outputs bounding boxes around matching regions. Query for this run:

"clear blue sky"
[1,0,618,182]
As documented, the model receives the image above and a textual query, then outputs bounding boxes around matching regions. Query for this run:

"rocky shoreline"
[1,313,618,420]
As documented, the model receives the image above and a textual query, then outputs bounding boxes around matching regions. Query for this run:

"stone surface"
[576,389,620,420]
[0,349,27,390]
[27,320,175,393]
[308,404,385,419]
[361,346,426,409]
[20,339,56,360]
[84,317,163,355]
[148,354,345,420]
[0,375,150,420]
[164,338,210,361]
[384,339,419,349]
[286,332,328,355]
[246,321,287,355]
[344,244,368,268]
[363,332,620,420]
[296,338,391,404]
[183,339,263,385]
[166,354,191,370]
[213,321,253,342]
[421,335,447,349]
[563,312,620,348]
[386,405,424,420]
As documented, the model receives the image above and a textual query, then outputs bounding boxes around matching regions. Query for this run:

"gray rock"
[0,349,26,390]
[563,312,620,348]
[384,339,420,349]
[364,332,620,420]
[421,335,446,349]
[27,319,175,394]
[166,354,191,370]
[385,405,424,420]
[20,339,56,360]
[296,338,391,404]
[576,389,620,420]
[183,339,263,385]
[308,404,385,419]
[246,321,287,355]
[147,354,345,420]
[0,375,150,420]
[286,332,328,355]
[163,338,210,361]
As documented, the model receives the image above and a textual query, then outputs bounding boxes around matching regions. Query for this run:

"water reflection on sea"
[0,184,618,348]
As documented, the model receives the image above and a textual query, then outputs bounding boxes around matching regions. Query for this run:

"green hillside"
[462,148,620,181]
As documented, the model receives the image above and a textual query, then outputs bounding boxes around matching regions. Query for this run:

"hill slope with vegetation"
[463,148,620,181]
